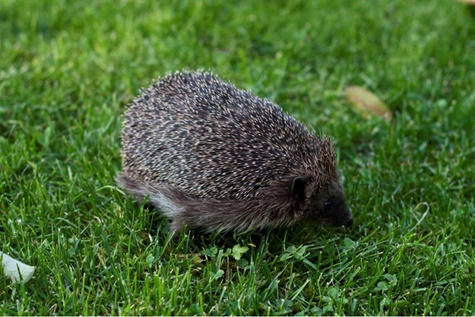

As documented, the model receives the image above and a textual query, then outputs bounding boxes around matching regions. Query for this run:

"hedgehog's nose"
[344,218,354,227]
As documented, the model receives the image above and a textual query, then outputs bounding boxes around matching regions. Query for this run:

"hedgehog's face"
[292,177,353,227]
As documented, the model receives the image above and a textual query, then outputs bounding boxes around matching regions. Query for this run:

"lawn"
[1,0,474,315]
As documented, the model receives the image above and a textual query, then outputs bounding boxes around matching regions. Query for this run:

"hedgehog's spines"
[119,70,353,232]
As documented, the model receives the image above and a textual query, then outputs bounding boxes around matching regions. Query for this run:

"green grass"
[1,0,475,315]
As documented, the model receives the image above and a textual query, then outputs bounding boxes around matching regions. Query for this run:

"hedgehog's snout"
[342,217,354,227]
[328,201,353,227]
[341,204,354,227]
[339,205,354,227]
[330,214,353,227]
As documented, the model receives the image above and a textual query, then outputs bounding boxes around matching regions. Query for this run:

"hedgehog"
[117,71,353,233]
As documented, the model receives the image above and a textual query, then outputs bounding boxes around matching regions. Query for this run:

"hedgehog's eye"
[324,199,332,209]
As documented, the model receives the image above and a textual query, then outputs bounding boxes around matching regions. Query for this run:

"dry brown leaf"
[345,86,392,121]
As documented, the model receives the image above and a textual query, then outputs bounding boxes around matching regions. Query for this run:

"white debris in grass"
[1,251,36,283]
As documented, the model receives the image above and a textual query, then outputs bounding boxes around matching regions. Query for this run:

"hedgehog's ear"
[291,176,308,202]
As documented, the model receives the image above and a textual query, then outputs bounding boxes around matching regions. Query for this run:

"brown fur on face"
[298,178,353,227]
